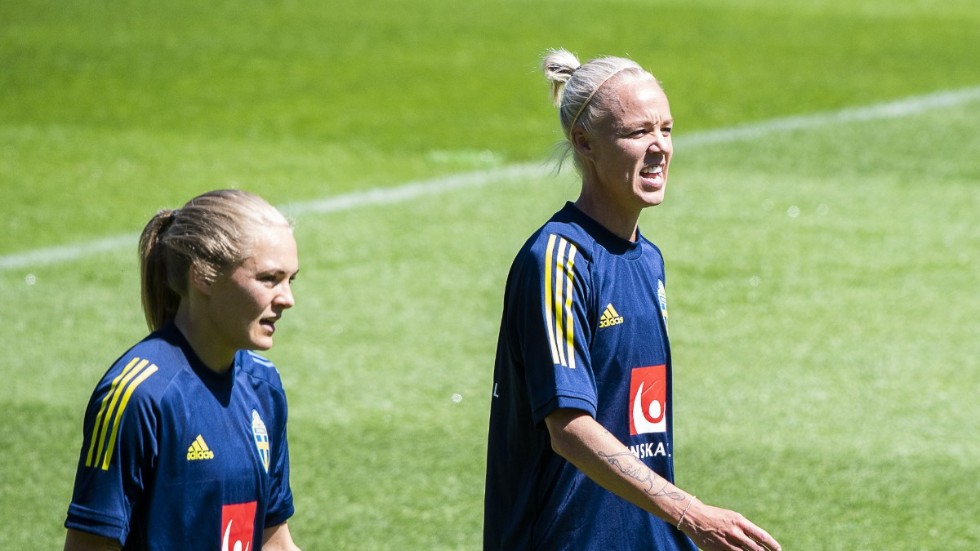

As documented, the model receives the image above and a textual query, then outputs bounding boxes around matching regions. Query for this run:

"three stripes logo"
[187,434,215,461]
[544,235,578,369]
[657,279,668,333]
[85,357,158,470]
[599,303,624,329]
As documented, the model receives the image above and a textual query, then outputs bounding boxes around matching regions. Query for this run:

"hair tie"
[567,68,627,136]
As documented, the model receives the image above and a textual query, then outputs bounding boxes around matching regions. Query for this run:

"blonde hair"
[138,189,291,331]
[541,49,657,169]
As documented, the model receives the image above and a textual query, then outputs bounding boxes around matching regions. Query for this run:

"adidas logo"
[599,303,624,328]
[186,434,215,461]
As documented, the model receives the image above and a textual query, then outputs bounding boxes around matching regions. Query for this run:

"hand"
[678,500,781,551]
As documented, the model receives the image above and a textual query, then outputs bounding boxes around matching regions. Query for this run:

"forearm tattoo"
[598,450,685,501]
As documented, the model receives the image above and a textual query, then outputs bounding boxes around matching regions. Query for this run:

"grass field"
[1,0,978,549]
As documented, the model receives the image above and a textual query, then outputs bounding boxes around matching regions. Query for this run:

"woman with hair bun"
[64,189,302,551]
[484,50,781,551]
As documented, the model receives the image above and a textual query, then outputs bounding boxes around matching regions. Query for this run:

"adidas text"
[187,449,215,460]
[599,316,624,328]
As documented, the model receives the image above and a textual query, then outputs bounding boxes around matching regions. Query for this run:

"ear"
[188,265,213,297]
[570,128,594,160]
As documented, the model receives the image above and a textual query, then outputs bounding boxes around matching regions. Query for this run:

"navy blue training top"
[484,203,696,551]
[66,322,294,550]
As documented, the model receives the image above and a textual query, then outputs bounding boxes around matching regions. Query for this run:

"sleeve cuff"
[532,394,597,427]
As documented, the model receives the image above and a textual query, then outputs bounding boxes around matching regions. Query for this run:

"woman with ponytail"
[65,189,302,551]
[484,50,781,551]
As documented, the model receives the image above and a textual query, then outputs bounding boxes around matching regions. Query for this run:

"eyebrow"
[255,265,300,277]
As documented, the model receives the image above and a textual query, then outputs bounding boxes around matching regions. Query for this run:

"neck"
[174,306,235,374]
[574,187,640,242]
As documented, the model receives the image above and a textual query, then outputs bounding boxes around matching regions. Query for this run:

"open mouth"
[260,317,279,333]
[639,162,665,186]
[640,164,663,178]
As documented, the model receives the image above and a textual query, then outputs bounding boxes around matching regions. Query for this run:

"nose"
[649,131,670,152]
[275,281,296,309]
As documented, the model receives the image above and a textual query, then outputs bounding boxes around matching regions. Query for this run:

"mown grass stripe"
[2,85,978,273]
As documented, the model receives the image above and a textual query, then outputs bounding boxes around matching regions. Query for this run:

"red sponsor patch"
[221,501,257,551]
[629,365,667,435]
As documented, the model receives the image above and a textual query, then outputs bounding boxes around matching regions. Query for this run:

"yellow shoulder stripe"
[85,357,159,470]
[543,235,578,369]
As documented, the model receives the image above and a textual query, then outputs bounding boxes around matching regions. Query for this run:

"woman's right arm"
[545,409,782,551]
[64,528,121,551]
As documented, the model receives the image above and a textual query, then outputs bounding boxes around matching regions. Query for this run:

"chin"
[640,191,666,207]
[247,336,275,351]
[635,181,666,203]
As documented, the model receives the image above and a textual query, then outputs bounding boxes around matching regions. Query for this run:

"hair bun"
[159,208,178,232]
[542,48,581,106]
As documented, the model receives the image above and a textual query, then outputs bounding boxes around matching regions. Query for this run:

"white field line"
[677,86,980,146]
[3,85,979,272]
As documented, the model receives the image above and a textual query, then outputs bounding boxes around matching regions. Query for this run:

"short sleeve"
[511,233,597,425]
[65,360,160,543]
[263,392,294,527]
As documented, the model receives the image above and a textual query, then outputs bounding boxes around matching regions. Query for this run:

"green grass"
[2,0,979,549]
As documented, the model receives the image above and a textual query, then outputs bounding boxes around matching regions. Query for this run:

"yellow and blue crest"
[251,409,270,473]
